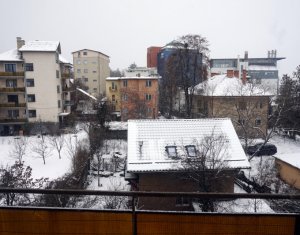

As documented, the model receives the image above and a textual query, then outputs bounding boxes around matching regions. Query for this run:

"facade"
[210,51,285,94]
[147,46,161,68]
[106,76,159,121]
[192,74,270,138]
[274,154,300,190]
[0,37,72,135]
[126,119,250,211]
[72,49,110,97]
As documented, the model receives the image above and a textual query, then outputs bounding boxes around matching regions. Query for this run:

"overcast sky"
[1,0,299,75]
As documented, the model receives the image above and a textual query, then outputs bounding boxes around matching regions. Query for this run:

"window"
[58,100,61,108]
[27,94,36,102]
[6,79,17,88]
[56,70,60,78]
[93,70,97,73]
[28,110,36,118]
[166,146,177,158]
[83,51,87,55]
[255,118,262,126]
[93,79,97,82]
[83,60,88,64]
[145,94,152,101]
[185,145,197,157]
[123,80,128,87]
[24,63,34,71]
[5,64,16,72]
[55,53,59,63]
[77,69,81,73]
[8,110,19,118]
[77,60,81,64]
[176,197,189,206]
[7,95,18,103]
[112,95,115,101]
[84,69,88,73]
[84,77,88,82]
[122,93,128,101]
[57,85,60,93]
[238,101,246,110]
[146,80,152,87]
[111,82,117,90]
[93,88,97,91]
[77,52,81,57]
[256,101,263,109]
[26,79,34,87]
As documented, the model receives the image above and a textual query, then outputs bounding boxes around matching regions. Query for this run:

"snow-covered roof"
[274,153,300,170]
[106,76,159,81]
[0,49,22,61]
[195,74,271,96]
[59,55,71,64]
[19,40,61,52]
[127,119,250,173]
[76,88,97,101]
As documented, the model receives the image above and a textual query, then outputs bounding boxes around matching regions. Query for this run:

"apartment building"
[106,76,159,121]
[210,51,285,94]
[147,46,161,68]
[0,37,72,135]
[72,49,110,97]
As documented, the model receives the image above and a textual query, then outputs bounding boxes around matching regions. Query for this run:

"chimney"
[244,51,248,60]
[16,37,25,49]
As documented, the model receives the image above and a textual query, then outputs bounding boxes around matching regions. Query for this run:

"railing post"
[132,195,137,235]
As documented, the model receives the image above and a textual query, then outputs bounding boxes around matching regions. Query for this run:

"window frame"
[27,94,36,102]
[165,146,178,158]
[185,145,197,157]
[146,80,152,87]
[28,110,37,118]
[24,63,34,71]
[26,79,35,87]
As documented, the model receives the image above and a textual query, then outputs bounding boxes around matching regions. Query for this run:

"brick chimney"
[16,37,25,49]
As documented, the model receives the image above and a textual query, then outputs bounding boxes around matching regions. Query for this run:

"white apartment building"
[0,37,72,135]
[72,49,110,97]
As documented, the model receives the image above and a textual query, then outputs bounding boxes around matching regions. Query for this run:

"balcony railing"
[61,73,71,79]
[0,118,27,123]
[109,86,118,92]
[0,102,26,108]
[0,72,24,77]
[62,87,73,92]
[0,87,25,92]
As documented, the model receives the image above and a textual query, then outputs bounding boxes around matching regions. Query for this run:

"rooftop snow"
[127,119,250,173]
[76,88,97,101]
[0,48,22,61]
[195,74,271,96]
[19,40,60,52]
[59,55,71,64]
[248,65,278,71]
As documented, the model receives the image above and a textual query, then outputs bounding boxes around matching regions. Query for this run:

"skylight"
[165,146,177,158]
[185,145,197,157]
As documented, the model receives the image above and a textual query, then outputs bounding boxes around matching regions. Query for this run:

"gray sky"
[1,0,299,75]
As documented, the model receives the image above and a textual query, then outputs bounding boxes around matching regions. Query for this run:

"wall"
[276,159,300,190]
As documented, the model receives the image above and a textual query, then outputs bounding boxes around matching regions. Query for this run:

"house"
[126,119,250,211]
[72,49,110,96]
[0,37,72,135]
[192,74,271,138]
[106,76,159,121]
[210,51,285,94]
[274,154,300,190]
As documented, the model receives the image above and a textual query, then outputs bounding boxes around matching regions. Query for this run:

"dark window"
[8,110,19,118]
[7,95,18,103]
[6,79,17,88]
[111,82,117,90]
[123,80,128,87]
[112,95,115,101]
[166,146,177,158]
[185,145,197,157]
[146,80,152,87]
[5,64,16,72]
[27,94,36,102]
[176,197,189,206]
[122,93,128,101]
[57,85,60,93]
[28,110,36,118]
[145,94,152,101]
[56,70,60,78]
[24,63,34,71]
[83,51,87,55]
[26,79,35,87]
[255,118,262,126]
[58,100,61,108]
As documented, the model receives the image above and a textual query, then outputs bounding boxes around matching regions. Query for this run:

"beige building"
[0,37,72,135]
[72,49,110,97]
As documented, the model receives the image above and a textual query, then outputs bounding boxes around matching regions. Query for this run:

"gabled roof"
[72,49,109,58]
[195,74,271,96]
[127,119,250,173]
[19,40,61,53]
[0,49,22,61]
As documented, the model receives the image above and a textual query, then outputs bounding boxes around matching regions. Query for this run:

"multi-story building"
[106,76,159,121]
[147,46,161,68]
[124,66,158,77]
[210,51,285,94]
[0,37,72,135]
[72,49,110,97]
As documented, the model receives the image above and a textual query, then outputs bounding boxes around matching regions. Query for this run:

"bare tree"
[31,135,52,165]
[181,130,230,212]
[65,134,78,171]
[49,135,65,159]
[9,136,28,162]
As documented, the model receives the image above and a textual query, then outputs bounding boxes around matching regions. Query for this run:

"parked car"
[246,143,277,156]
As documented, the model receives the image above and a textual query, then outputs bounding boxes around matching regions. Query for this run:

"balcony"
[0,72,24,77]
[0,102,26,108]
[64,100,74,106]
[0,117,27,123]
[61,73,71,79]
[109,86,118,92]
[62,87,73,92]
[0,87,25,92]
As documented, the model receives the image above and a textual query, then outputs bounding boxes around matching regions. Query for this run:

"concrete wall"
[276,159,300,190]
